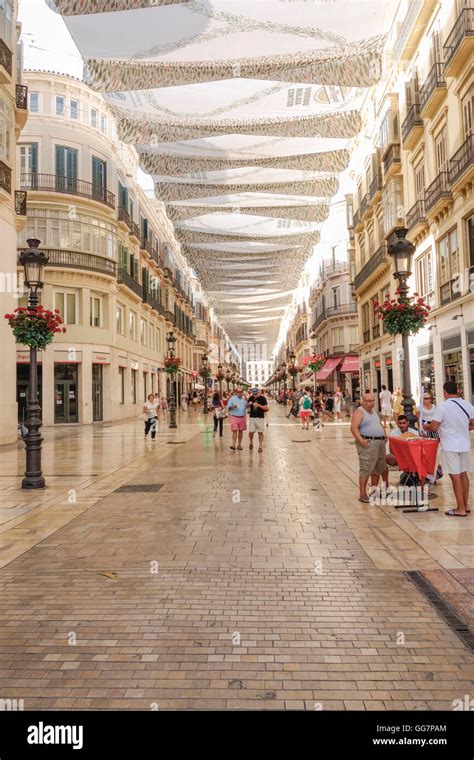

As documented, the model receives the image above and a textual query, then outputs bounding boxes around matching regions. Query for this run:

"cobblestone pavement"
[0,408,472,710]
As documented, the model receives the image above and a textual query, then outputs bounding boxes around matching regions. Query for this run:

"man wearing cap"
[247,387,269,453]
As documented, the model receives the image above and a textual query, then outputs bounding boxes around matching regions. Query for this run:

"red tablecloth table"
[389,437,439,479]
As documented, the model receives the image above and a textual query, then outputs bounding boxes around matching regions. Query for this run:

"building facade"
[350,0,473,407]
[16,71,213,427]
[0,1,28,444]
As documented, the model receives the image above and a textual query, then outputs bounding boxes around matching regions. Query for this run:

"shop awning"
[340,355,360,373]
[316,357,343,381]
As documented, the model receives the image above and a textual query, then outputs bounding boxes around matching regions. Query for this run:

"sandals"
[358,496,370,503]
[237,446,243,450]
[258,448,263,453]
[445,509,468,517]
[230,446,236,451]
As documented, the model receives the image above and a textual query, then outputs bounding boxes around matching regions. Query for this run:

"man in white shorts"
[247,387,269,453]
[424,381,474,516]
[379,384,393,430]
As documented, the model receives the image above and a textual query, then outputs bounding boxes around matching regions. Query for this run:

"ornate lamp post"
[201,353,209,414]
[166,330,178,429]
[18,239,49,489]
[281,361,287,402]
[310,332,317,395]
[217,362,223,395]
[289,350,296,392]
[388,227,417,426]
[225,367,231,393]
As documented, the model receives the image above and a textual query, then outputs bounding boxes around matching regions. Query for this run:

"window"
[70,99,79,119]
[415,249,433,299]
[29,92,39,113]
[90,108,98,128]
[141,318,147,345]
[116,304,124,335]
[349,325,358,348]
[55,96,65,116]
[129,311,137,340]
[19,143,38,175]
[461,90,473,138]
[0,0,12,42]
[54,290,77,324]
[434,127,447,172]
[119,367,125,404]
[414,158,425,199]
[331,286,340,310]
[0,96,11,163]
[100,114,107,133]
[131,370,138,404]
[332,327,344,352]
[23,209,118,260]
[90,295,102,327]
[438,228,459,304]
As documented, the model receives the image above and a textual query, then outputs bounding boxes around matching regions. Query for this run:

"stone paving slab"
[0,409,472,710]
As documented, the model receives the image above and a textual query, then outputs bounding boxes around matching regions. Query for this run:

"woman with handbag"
[212,391,224,437]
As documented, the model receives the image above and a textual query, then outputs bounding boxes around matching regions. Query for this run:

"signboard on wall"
[130,360,139,371]
[17,350,42,363]
[92,352,111,364]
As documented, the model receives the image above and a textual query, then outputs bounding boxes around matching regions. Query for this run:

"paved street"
[0,406,472,710]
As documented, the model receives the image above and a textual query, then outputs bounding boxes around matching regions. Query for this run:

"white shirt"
[390,427,418,438]
[432,398,474,452]
[144,401,157,418]
[379,390,392,409]
[419,403,437,423]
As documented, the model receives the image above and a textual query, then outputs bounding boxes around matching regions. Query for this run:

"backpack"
[303,396,312,410]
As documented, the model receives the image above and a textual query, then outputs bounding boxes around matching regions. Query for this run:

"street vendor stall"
[388,436,439,512]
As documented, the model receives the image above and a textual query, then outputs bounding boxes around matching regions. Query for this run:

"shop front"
[442,334,463,395]
[54,363,78,423]
[16,351,43,423]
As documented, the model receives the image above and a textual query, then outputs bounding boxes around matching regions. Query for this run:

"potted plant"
[374,290,430,335]
[308,353,325,373]
[4,306,65,349]
[164,356,182,374]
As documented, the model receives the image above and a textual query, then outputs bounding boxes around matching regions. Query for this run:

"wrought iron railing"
[448,134,473,186]
[444,6,474,67]
[118,206,130,227]
[140,237,153,255]
[17,248,116,276]
[354,243,389,291]
[0,160,11,194]
[363,330,371,343]
[382,143,401,176]
[406,199,427,231]
[16,84,28,110]
[130,221,140,239]
[15,190,27,215]
[369,170,383,199]
[0,38,12,76]
[20,172,115,208]
[419,62,446,112]
[117,267,142,297]
[425,171,452,213]
[360,192,371,217]
[401,103,423,144]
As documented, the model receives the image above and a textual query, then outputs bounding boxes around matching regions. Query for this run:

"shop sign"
[92,352,110,364]
[130,360,139,371]
[17,350,42,363]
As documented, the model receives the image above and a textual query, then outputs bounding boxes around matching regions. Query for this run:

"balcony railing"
[143,289,164,315]
[17,248,116,277]
[425,171,452,214]
[444,6,474,68]
[0,160,11,194]
[16,84,28,110]
[363,329,371,343]
[20,173,115,208]
[393,0,423,61]
[352,207,361,229]
[372,324,380,339]
[369,170,383,199]
[401,103,423,145]
[448,133,473,187]
[354,243,389,291]
[382,143,401,176]
[359,192,371,217]
[15,190,27,215]
[117,267,142,297]
[419,62,446,112]
[130,220,140,239]
[140,237,153,255]
[0,38,12,76]
[311,302,357,330]
[118,206,130,227]
[406,198,427,231]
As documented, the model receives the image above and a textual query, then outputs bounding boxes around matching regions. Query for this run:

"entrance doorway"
[54,364,78,423]
[17,363,43,422]
[92,364,103,421]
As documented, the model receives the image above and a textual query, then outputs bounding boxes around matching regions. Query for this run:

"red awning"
[340,355,360,373]
[316,356,343,381]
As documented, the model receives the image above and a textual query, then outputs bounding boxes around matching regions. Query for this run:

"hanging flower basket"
[216,371,225,381]
[288,365,300,376]
[308,353,324,373]
[200,366,212,378]
[164,356,182,374]
[4,306,65,350]
[374,291,430,336]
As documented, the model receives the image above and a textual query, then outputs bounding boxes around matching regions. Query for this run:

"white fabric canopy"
[54,0,396,345]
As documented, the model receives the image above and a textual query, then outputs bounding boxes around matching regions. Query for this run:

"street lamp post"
[289,350,296,392]
[388,227,417,426]
[282,361,287,402]
[225,367,231,393]
[166,330,178,429]
[310,332,317,396]
[217,362,223,396]
[19,239,49,489]
[201,353,209,414]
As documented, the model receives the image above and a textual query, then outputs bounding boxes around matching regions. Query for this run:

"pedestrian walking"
[333,385,343,421]
[160,396,168,418]
[392,386,403,423]
[299,390,312,430]
[143,393,158,440]
[247,387,269,452]
[350,391,389,502]
[379,384,393,430]
[424,381,474,516]
[212,390,224,437]
[227,386,247,451]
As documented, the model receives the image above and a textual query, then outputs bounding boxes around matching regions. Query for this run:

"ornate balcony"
[311,302,357,331]
[20,173,115,208]
[369,170,383,202]
[360,192,371,220]
[352,206,362,231]
[382,143,401,181]
[117,267,143,297]
[143,289,165,315]
[0,38,12,81]
[363,329,371,343]
[406,199,428,238]
[425,171,452,216]
[15,190,27,216]
[117,206,131,228]
[419,63,447,118]
[354,243,389,293]
[0,159,11,194]
[17,248,116,277]
[140,237,153,256]
[444,6,474,77]
[401,103,423,150]
[448,134,473,191]
[16,84,28,110]
[130,220,140,241]
[372,324,380,339]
